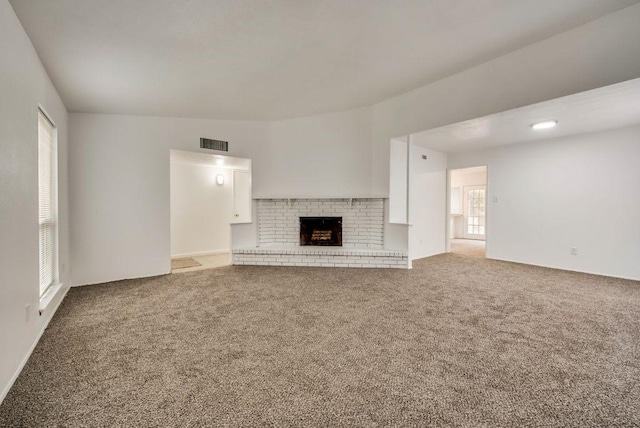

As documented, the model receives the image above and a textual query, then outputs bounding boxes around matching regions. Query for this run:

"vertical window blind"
[38,110,56,295]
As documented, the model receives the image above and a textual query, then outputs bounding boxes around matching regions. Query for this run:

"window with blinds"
[38,109,57,295]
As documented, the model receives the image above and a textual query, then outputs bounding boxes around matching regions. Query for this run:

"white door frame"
[445,165,489,255]
[169,150,252,267]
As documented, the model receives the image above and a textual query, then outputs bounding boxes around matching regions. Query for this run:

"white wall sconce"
[216,174,225,185]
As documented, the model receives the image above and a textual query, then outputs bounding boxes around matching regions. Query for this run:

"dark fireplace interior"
[300,217,342,246]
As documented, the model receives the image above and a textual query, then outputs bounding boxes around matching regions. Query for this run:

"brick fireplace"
[232,198,408,268]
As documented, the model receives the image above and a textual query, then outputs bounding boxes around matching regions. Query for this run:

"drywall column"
[408,145,447,261]
[389,137,409,222]
[385,136,411,254]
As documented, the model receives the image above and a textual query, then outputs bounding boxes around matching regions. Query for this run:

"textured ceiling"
[10,0,640,120]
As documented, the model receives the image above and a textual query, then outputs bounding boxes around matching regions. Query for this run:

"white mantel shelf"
[252,196,388,200]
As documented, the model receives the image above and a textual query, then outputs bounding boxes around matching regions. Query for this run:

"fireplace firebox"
[299,217,342,246]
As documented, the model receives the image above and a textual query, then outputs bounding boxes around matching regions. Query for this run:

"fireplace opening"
[300,217,342,246]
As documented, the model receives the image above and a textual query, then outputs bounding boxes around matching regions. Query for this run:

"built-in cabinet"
[389,138,409,223]
[232,170,252,223]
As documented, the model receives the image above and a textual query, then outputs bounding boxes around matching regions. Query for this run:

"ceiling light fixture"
[531,120,558,130]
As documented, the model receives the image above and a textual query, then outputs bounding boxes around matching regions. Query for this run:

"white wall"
[69,114,269,286]
[170,162,233,257]
[266,107,373,197]
[408,146,447,261]
[68,4,640,285]
[2,0,638,408]
[0,0,69,402]
[371,3,640,196]
[69,107,373,285]
[449,124,640,280]
[451,170,487,188]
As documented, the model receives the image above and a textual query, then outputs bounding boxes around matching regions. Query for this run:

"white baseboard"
[488,256,639,282]
[0,285,69,405]
[171,249,230,259]
[71,270,172,288]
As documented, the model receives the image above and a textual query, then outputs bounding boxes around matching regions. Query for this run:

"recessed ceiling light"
[531,120,558,130]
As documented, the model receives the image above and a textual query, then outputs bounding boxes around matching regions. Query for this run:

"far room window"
[38,108,57,295]
[464,186,486,239]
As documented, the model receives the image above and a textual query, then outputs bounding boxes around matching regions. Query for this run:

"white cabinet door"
[232,170,251,223]
[389,138,409,223]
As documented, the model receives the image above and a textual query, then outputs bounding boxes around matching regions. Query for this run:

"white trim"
[170,160,249,171]
[252,196,388,200]
[171,249,230,259]
[488,256,640,282]
[406,136,412,225]
[446,165,489,255]
[0,285,69,405]
[37,106,59,298]
[37,104,57,128]
[39,282,63,314]
[72,270,171,288]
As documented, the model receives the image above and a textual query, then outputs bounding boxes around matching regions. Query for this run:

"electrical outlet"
[25,304,31,323]
[571,247,578,256]
[493,196,498,203]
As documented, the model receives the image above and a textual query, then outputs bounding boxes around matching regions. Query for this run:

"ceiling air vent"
[200,138,229,152]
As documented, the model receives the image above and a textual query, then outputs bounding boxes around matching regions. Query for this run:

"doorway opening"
[449,166,487,258]
[170,150,251,273]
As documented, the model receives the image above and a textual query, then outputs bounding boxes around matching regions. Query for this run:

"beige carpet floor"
[1,252,639,427]
[171,257,202,270]
[172,253,231,273]
[450,238,485,258]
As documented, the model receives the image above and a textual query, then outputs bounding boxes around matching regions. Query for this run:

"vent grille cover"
[200,138,229,152]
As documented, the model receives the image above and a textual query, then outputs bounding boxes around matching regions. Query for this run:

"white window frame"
[38,106,58,297]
